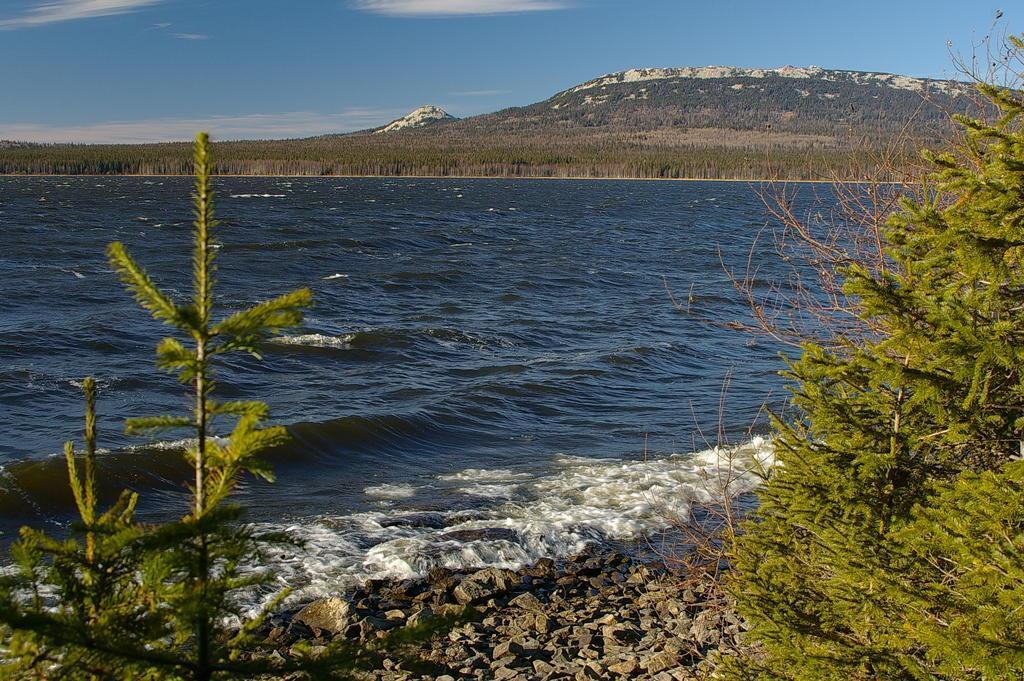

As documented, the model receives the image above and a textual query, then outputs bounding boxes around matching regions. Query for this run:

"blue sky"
[0,0,1013,142]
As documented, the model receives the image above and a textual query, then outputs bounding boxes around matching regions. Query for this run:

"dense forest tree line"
[0,132,908,180]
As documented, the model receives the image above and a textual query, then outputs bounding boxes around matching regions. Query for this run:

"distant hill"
[0,66,981,180]
[373,105,456,134]
[449,66,971,139]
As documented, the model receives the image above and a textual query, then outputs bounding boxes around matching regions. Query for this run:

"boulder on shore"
[292,597,352,636]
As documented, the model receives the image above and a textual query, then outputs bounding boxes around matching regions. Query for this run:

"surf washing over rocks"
[240,438,772,616]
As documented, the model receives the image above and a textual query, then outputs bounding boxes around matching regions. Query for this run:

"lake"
[0,176,786,604]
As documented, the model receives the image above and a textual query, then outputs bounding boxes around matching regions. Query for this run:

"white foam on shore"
[438,468,533,482]
[440,468,533,499]
[456,483,522,499]
[239,438,773,616]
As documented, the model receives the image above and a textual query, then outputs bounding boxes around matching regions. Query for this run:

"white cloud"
[173,32,207,40]
[352,0,570,16]
[0,109,404,144]
[0,0,166,29]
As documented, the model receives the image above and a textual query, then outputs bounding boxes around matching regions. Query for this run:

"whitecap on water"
[125,435,229,453]
[322,273,349,280]
[270,333,354,349]
[35,433,232,461]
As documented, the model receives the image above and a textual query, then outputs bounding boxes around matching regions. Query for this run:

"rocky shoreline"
[259,549,746,680]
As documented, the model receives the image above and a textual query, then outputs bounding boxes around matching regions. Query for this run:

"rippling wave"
[0,176,794,603]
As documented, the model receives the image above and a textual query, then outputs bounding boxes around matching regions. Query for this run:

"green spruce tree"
[724,51,1024,680]
[0,378,162,680]
[104,132,313,680]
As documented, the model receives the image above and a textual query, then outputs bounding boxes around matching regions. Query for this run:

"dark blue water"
[0,176,789,598]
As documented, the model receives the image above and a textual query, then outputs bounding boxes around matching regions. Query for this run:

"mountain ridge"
[381,64,974,142]
[342,65,974,141]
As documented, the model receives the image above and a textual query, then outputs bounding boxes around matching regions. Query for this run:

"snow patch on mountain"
[562,66,969,97]
[375,105,455,134]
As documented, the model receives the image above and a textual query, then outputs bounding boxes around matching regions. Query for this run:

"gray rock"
[288,642,324,659]
[609,657,639,675]
[525,557,556,578]
[407,606,434,627]
[378,512,448,530]
[493,640,524,660]
[689,617,715,644]
[509,592,543,611]
[293,597,351,635]
[475,566,519,592]
[358,616,394,639]
[436,602,471,621]
[574,666,603,680]
[454,578,498,605]
[644,651,679,674]
[265,626,291,644]
[533,659,556,675]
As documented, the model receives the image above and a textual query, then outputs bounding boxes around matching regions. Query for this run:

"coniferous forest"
[0,132,898,180]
